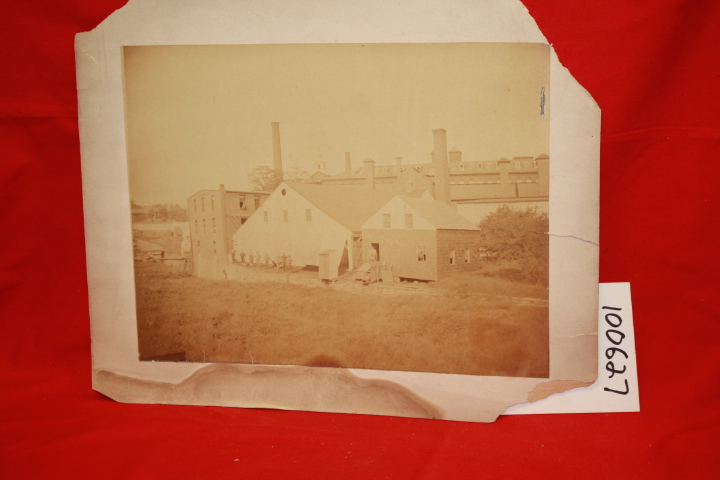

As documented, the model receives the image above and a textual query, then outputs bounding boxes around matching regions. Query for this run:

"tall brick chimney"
[432,129,451,204]
[345,152,352,173]
[271,122,283,188]
[363,159,375,190]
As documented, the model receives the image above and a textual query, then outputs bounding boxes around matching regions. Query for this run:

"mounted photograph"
[123,42,551,378]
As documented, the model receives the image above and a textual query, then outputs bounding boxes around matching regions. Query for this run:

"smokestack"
[345,152,352,173]
[363,159,375,191]
[432,129,451,204]
[271,122,283,187]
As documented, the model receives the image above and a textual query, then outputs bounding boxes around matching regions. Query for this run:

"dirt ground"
[134,262,549,378]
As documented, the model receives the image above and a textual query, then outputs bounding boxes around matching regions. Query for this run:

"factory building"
[189,122,547,281]
[187,186,270,279]
[311,129,549,224]
[232,181,398,278]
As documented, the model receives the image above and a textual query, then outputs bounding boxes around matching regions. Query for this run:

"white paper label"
[505,282,640,415]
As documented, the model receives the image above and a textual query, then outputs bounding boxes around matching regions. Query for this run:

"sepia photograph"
[124,42,551,378]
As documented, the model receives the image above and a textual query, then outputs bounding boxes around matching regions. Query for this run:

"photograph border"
[76,0,599,422]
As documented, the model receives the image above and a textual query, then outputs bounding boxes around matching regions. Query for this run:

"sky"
[123,43,550,206]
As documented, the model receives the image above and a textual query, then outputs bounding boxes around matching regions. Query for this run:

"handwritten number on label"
[606,329,626,345]
[604,313,622,328]
[601,306,630,395]
[604,379,629,395]
[605,347,628,360]
[606,361,627,378]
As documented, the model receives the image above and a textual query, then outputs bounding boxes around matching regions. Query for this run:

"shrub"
[477,205,549,286]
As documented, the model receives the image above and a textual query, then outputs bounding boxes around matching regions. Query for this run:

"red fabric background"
[1,1,719,478]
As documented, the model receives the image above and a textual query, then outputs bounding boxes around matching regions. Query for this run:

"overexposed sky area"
[124,43,549,205]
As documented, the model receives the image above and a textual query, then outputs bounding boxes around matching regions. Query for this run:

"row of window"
[194,218,217,234]
[192,195,261,214]
[382,213,413,229]
[454,160,539,171]
[449,177,539,185]
[193,196,215,214]
[414,247,484,264]
[368,160,540,176]
[195,239,217,254]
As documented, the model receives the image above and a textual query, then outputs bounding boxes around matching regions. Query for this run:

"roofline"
[188,189,272,198]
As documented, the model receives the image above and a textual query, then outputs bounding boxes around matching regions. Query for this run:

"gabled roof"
[394,196,479,230]
[284,182,397,232]
[309,171,331,180]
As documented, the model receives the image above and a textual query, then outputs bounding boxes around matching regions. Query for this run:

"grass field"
[135,262,549,378]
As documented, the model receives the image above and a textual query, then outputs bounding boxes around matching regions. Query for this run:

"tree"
[477,205,549,285]
[248,166,277,191]
[168,204,187,221]
[148,204,169,221]
[284,166,310,183]
[248,166,310,191]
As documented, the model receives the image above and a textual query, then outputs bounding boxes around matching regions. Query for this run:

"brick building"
[362,196,483,282]
[310,129,549,225]
[187,185,270,278]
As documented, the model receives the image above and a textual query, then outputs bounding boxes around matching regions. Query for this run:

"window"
[263,211,268,223]
[211,196,215,210]
[194,220,198,232]
[382,214,391,228]
[212,241,216,253]
[417,246,426,262]
[193,199,197,213]
[465,249,470,263]
[534,160,538,168]
[305,209,312,221]
[477,163,483,170]
[459,163,465,170]
[212,218,216,233]
[283,210,288,222]
[254,196,260,209]
[203,219,206,232]
[449,249,456,265]
[405,214,413,229]
[201,197,205,212]
[406,183,413,193]
[239,196,245,209]
[197,240,200,248]
[515,161,521,169]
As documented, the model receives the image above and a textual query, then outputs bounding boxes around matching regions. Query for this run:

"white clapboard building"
[232,182,397,277]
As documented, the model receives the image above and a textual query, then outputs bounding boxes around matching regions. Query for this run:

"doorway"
[371,243,380,261]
